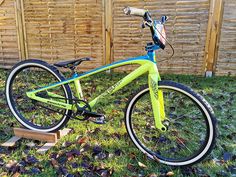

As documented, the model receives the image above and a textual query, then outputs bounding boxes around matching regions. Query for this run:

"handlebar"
[124,6,168,50]
[123,7,146,17]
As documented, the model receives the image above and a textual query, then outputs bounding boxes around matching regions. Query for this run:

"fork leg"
[148,73,166,132]
[158,89,166,121]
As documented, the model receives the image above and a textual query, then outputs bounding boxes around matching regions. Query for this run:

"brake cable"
[153,23,175,62]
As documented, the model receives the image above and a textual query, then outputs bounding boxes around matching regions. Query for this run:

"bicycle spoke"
[8,64,70,130]
[128,85,210,163]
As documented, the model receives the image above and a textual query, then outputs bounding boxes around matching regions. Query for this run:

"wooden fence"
[216,0,236,76]
[0,0,235,76]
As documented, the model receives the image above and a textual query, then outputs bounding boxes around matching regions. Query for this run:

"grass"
[0,68,235,177]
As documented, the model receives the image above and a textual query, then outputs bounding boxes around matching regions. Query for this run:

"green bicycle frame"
[26,46,167,132]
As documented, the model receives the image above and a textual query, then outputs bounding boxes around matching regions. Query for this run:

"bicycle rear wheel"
[125,81,216,166]
[5,59,73,132]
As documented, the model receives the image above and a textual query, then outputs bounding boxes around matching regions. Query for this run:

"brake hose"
[153,23,175,62]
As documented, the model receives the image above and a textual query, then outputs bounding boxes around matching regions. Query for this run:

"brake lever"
[142,21,152,28]
[141,22,146,28]
[161,16,169,24]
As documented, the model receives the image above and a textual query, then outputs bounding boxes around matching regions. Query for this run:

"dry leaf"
[13,172,20,177]
[166,171,174,176]
[51,159,59,168]
[127,163,136,172]
[77,137,87,145]
[138,161,147,169]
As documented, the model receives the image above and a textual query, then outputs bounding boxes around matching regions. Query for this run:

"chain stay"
[34,93,91,121]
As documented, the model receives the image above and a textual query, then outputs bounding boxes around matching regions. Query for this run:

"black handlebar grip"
[124,7,146,17]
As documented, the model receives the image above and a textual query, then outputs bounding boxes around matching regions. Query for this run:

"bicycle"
[5,7,216,166]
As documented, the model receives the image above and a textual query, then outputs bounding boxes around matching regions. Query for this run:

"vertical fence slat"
[204,0,224,77]
[104,0,113,65]
[20,0,28,59]
[216,0,236,76]
[15,0,26,60]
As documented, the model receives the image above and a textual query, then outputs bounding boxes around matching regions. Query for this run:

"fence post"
[204,0,224,77]
[14,0,27,60]
[104,0,113,65]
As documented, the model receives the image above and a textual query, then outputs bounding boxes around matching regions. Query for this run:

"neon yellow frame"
[26,49,167,132]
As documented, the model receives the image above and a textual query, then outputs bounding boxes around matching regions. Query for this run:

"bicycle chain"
[34,95,91,121]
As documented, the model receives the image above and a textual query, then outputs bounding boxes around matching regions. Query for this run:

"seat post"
[69,66,77,76]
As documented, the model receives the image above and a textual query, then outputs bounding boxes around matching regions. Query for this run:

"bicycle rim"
[126,82,214,165]
[7,62,71,131]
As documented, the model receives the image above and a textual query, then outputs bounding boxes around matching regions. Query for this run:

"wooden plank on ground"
[37,142,57,154]
[13,128,57,143]
[57,128,71,139]
[1,136,21,147]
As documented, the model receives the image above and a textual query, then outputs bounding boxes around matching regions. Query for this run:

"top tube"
[76,54,156,78]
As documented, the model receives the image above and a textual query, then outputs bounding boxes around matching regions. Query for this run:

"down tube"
[89,63,151,107]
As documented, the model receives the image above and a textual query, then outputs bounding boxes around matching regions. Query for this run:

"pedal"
[88,115,106,124]
[76,108,106,124]
[77,108,103,117]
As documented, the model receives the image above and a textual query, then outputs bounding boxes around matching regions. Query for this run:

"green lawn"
[0,68,235,177]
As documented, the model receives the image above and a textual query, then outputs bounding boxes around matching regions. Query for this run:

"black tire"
[5,59,73,132]
[125,80,216,166]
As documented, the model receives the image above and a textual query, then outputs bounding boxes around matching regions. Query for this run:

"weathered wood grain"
[0,0,235,75]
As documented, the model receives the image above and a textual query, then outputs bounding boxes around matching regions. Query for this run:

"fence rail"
[0,0,235,76]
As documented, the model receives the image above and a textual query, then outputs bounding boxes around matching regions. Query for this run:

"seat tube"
[73,74,83,99]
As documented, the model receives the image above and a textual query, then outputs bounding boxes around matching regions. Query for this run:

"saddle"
[54,57,91,69]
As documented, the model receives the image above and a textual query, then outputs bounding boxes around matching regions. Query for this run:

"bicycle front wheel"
[125,81,216,166]
[5,59,73,132]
